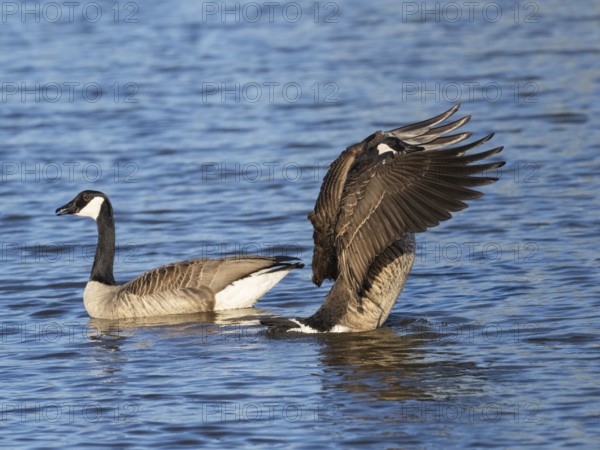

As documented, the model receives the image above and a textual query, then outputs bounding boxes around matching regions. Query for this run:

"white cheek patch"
[377,143,397,155]
[76,196,105,220]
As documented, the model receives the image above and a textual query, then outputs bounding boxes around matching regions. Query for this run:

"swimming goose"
[56,191,303,319]
[261,104,504,333]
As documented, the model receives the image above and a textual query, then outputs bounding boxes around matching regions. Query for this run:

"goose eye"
[83,194,90,201]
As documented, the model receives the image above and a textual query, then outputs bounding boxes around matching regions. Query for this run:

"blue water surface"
[1,1,599,448]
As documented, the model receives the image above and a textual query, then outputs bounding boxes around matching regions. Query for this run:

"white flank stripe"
[214,267,291,310]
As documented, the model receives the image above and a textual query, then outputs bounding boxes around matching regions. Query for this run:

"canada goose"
[56,191,303,319]
[261,104,504,333]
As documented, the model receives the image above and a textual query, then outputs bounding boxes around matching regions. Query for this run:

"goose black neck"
[90,201,116,285]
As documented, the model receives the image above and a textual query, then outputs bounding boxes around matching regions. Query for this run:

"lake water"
[1,1,599,448]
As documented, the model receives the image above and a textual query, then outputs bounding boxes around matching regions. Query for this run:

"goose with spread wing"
[56,191,303,319]
[261,104,504,333]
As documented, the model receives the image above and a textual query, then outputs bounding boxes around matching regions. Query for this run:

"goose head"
[55,190,111,221]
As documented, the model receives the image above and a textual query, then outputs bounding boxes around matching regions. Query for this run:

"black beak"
[312,275,323,287]
[55,201,77,216]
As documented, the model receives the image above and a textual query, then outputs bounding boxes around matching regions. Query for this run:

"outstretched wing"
[334,124,504,292]
[309,103,495,287]
[387,103,471,149]
[308,146,360,286]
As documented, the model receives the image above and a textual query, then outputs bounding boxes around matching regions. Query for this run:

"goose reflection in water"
[311,318,486,403]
